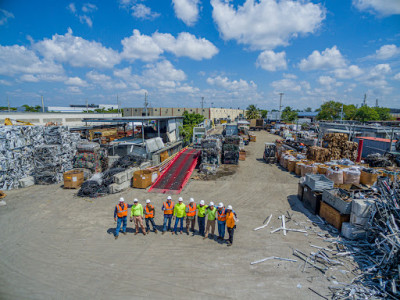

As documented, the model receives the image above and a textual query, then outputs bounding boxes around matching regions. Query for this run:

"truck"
[249,119,264,131]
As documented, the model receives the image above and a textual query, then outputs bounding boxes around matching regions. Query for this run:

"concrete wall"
[124,107,244,120]
[0,112,122,126]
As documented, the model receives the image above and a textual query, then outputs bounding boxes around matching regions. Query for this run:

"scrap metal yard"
[1,130,341,300]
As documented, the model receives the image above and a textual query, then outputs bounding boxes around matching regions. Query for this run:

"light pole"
[278,92,284,123]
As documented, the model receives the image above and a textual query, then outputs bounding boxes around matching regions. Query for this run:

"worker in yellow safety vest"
[185,198,196,235]
[173,197,186,235]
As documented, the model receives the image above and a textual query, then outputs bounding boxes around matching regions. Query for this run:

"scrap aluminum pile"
[200,137,222,175]
[34,127,81,185]
[330,178,400,299]
[0,126,80,189]
[223,136,240,165]
[365,153,392,168]
[73,142,108,173]
[111,154,144,169]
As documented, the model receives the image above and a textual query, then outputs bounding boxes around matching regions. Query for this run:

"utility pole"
[201,97,204,111]
[144,92,148,117]
[117,94,120,114]
[86,99,88,113]
[363,94,367,107]
[340,104,343,123]
[7,96,10,112]
[41,95,45,112]
[278,92,284,123]
[375,99,378,107]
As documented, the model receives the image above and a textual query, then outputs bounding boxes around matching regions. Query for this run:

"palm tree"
[246,104,260,119]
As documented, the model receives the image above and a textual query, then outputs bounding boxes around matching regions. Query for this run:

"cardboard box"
[160,150,169,162]
[63,170,84,189]
[249,135,256,142]
[133,169,160,189]
[239,150,246,161]
[319,201,350,230]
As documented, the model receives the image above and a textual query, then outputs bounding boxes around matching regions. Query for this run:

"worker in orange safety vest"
[144,199,157,234]
[185,198,197,235]
[225,205,237,247]
[161,196,175,234]
[113,197,130,240]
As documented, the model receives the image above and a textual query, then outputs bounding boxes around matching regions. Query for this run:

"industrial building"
[123,107,246,122]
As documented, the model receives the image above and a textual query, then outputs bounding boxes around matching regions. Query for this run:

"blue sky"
[0,0,399,110]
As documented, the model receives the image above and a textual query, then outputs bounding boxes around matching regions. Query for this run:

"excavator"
[4,118,33,125]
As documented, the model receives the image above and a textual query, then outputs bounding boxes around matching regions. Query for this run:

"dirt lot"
[0,131,349,299]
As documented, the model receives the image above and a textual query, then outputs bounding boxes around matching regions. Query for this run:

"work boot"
[171,231,174,235]
[143,231,146,236]
[146,229,149,233]
[227,243,232,247]
[154,229,158,234]
[186,231,189,235]
[115,235,118,240]
[203,235,207,240]
[180,231,183,235]
[162,231,165,235]
[134,232,138,235]
[122,232,127,235]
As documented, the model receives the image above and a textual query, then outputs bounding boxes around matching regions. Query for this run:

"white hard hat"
[167,196,172,200]
[200,200,205,205]
[178,197,183,202]
[227,205,232,210]
[189,198,194,203]
[209,201,214,206]
[133,198,138,202]
[119,197,124,202]
[218,202,223,208]
[146,199,151,204]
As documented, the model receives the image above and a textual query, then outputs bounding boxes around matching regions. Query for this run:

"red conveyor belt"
[149,149,200,194]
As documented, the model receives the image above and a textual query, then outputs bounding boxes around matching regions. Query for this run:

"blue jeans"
[174,217,184,233]
[163,214,172,232]
[198,216,205,236]
[217,220,226,238]
[145,218,156,231]
[115,216,127,236]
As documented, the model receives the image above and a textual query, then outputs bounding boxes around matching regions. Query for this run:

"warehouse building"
[123,107,246,122]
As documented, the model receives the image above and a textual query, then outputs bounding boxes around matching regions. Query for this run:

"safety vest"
[217,209,226,221]
[186,203,197,217]
[116,203,128,218]
[226,212,235,228]
[163,201,174,214]
[145,204,154,219]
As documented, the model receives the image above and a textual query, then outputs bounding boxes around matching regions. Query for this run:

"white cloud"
[122,30,218,61]
[121,29,163,62]
[35,28,121,68]
[394,73,400,80]
[211,0,325,50]
[299,46,346,71]
[20,74,39,83]
[360,64,392,89]
[206,75,257,91]
[353,0,400,16]
[132,4,160,20]
[283,73,297,79]
[0,45,64,77]
[0,79,12,86]
[271,78,301,92]
[65,76,88,87]
[374,44,400,60]
[67,3,97,27]
[172,0,200,26]
[318,75,336,86]
[142,60,186,83]
[256,50,287,71]
[333,65,363,79]
[152,32,218,60]
[0,9,14,26]
[86,70,111,82]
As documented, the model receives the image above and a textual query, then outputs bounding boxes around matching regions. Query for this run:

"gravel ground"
[0,131,349,300]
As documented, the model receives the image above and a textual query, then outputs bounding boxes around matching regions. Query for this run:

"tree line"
[245,101,393,122]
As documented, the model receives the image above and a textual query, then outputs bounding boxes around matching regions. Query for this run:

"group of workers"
[114,196,237,246]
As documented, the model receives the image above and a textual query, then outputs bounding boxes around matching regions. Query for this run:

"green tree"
[179,111,205,143]
[281,106,298,122]
[94,108,120,113]
[343,104,357,120]
[22,104,41,112]
[316,101,342,120]
[354,106,379,122]
[246,104,260,119]
[304,107,312,112]
[260,109,268,118]
[374,107,392,120]
[0,106,16,111]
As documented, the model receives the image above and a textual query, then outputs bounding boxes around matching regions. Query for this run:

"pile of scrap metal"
[263,143,277,163]
[223,136,240,165]
[0,125,80,189]
[34,127,81,185]
[73,141,108,173]
[365,153,393,168]
[199,137,222,175]
[329,177,400,299]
